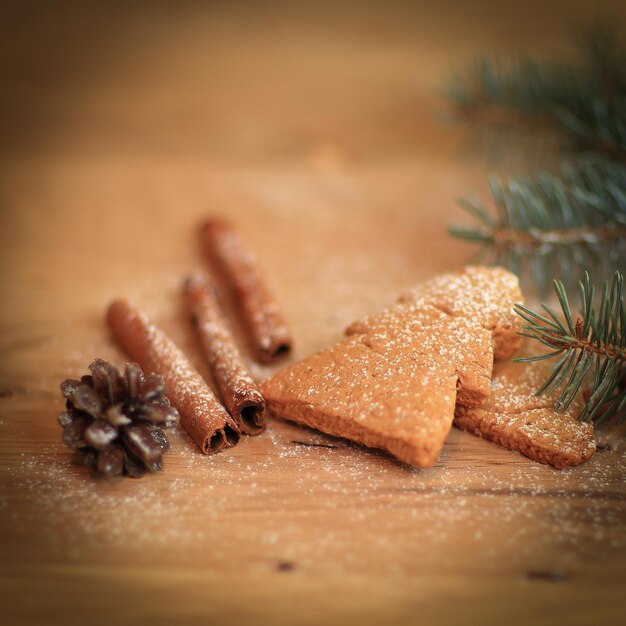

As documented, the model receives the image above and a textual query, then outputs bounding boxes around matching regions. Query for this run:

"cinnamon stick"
[107,299,240,454]
[184,273,266,435]
[201,219,292,363]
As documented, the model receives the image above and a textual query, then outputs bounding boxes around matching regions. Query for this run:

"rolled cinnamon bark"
[184,273,266,435]
[107,299,240,454]
[201,219,292,363]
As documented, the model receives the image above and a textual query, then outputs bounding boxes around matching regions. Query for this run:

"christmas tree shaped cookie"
[260,266,523,467]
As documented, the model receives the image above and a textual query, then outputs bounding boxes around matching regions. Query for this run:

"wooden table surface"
[1,2,625,625]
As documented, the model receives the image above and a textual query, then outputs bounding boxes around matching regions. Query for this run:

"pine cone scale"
[70,384,102,418]
[84,419,118,449]
[125,363,144,398]
[62,416,90,449]
[139,404,179,426]
[140,374,167,401]
[105,404,132,426]
[122,449,148,478]
[89,358,126,405]
[146,424,170,453]
[60,379,81,398]
[97,444,124,476]
[121,424,163,467]
[58,411,74,428]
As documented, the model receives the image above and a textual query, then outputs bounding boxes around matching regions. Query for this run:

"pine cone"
[59,359,179,477]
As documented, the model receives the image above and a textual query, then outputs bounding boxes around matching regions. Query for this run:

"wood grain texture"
[1,2,625,625]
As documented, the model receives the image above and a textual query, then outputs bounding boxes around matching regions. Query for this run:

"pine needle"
[514,271,626,423]
[449,158,626,294]
[447,21,626,159]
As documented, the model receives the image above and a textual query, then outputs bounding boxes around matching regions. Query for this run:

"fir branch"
[449,158,626,294]
[447,22,626,159]
[514,271,626,424]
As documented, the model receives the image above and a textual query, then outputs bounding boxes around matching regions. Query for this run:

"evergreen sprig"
[449,158,626,294]
[514,271,625,424]
[447,22,626,159]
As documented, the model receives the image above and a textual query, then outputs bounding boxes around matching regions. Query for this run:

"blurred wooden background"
[1,2,625,625]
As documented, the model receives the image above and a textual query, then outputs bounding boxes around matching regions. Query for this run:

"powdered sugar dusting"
[6,417,626,576]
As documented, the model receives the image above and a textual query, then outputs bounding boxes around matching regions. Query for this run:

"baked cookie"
[260,266,523,467]
[454,358,596,468]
